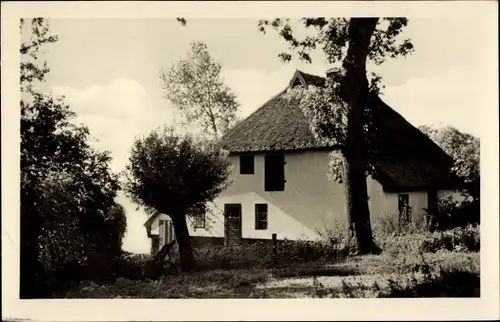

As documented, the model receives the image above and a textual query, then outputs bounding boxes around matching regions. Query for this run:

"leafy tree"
[419,125,480,201]
[259,18,414,254]
[20,18,124,298]
[160,41,240,139]
[20,18,59,94]
[105,203,128,256]
[123,127,231,272]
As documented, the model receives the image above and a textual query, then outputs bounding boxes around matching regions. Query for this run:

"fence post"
[272,233,277,265]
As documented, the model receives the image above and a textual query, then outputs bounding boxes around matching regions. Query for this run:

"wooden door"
[224,204,242,247]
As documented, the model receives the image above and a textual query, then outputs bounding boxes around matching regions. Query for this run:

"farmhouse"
[144,70,455,254]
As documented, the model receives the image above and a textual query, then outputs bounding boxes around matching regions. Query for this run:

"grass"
[59,216,480,299]
[62,228,479,298]
[63,249,479,298]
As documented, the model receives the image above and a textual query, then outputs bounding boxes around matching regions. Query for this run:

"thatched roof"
[220,70,455,192]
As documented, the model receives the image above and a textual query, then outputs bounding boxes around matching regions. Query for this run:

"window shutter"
[265,154,285,191]
[167,220,175,243]
[159,220,166,247]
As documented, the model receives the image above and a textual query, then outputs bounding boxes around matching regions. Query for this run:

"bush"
[193,242,272,270]
[278,238,341,263]
[308,250,480,298]
[317,219,349,247]
[372,212,428,236]
[434,196,480,230]
[379,260,480,298]
[376,224,479,257]
[421,225,480,253]
[191,238,342,271]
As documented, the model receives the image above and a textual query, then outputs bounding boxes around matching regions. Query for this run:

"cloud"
[382,65,485,138]
[51,78,177,173]
[52,78,146,119]
[49,78,176,254]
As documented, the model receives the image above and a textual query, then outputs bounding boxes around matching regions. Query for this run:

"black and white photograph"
[2,1,499,321]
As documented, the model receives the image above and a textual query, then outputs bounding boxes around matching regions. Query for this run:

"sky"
[36,17,492,254]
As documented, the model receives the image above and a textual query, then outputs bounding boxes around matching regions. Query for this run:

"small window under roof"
[292,77,305,88]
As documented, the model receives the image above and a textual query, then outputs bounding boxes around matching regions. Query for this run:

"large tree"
[259,18,414,254]
[160,41,240,139]
[123,127,230,272]
[20,18,125,298]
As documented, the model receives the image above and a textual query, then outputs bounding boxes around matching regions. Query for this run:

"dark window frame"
[194,212,206,229]
[239,155,255,175]
[264,154,286,191]
[225,203,242,219]
[255,203,268,230]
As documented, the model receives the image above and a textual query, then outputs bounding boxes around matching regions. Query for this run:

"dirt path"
[250,272,424,298]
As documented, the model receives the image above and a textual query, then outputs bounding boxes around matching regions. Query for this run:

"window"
[264,154,285,191]
[194,212,206,229]
[240,155,254,174]
[292,77,304,88]
[225,204,241,219]
[398,194,411,224]
[255,204,268,230]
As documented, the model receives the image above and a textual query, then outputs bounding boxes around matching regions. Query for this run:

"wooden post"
[272,233,277,265]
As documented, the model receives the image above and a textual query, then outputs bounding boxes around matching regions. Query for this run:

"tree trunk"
[339,18,381,255]
[170,213,196,272]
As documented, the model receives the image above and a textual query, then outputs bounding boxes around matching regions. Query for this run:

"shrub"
[191,238,342,271]
[372,212,428,237]
[308,250,480,298]
[317,219,348,248]
[420,224,480,253]
[376,225,479,257]
[278,238,340,263]
[379,262,480,298]
[193,242,272,270]
[433,196,480,230]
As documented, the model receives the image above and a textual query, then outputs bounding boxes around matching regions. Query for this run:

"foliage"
[316,218,349,247]
[105,204,128,256]
[374,224,480,257]
[420,225,480,253]
[261,18,413,183]
[371,212,428,236]
[20,18,124,298]
[258,18,413,68]
[123,127,231,271]
[123,126,231,216]
[21,93,123,291]
[160,42,240,138]
[432,195,480,229]
[193,243,273,270]
[185,238,343,272]
[20,18,59,94]
[419,125,480,200]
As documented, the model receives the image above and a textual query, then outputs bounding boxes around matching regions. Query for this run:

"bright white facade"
[150,149,452,247]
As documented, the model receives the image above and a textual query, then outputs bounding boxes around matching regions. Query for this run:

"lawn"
[62,225,480,299]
